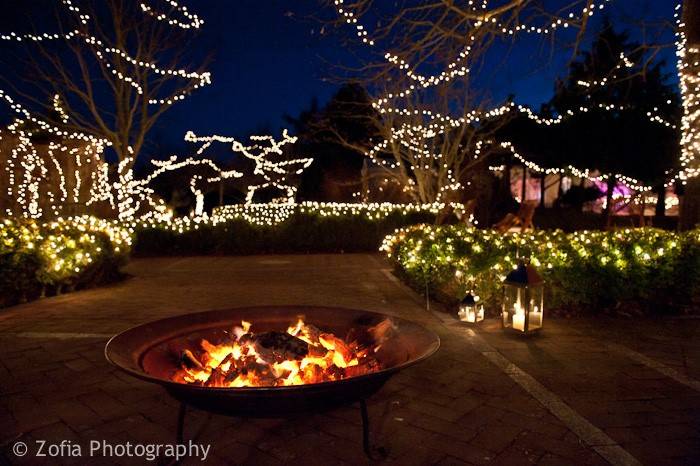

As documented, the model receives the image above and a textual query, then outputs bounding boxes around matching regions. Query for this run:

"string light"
[52,94,70,124]
[382,223,693,308]
[0,0,211,107]
[494,141,659,193]
[185,130,313,206]
[0,0,217,222]
[333,0,612,52]
[486,3,696,193]
[674,4,700,184]
[140,0,203,30]
[3,126,108,218]
[208,201,469,227]
[2,1,694,228]
[332,0,682,202]
[0,215,132,284]
[0,89,109,145]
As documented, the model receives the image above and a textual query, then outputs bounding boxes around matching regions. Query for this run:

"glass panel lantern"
[458,293,484,324]
[502,261,544,334]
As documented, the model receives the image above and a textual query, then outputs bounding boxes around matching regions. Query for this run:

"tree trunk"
[679,0,700,229]
[219,179,224,206]
[504,161,512,198]
[655,185,666,219]
[604,176,616,228]
[540,174,546,208]
[556,174,564,208]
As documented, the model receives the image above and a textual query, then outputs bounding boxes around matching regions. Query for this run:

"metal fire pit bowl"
[106,306,439,417]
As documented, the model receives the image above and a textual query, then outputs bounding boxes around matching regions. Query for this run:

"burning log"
[181,349,204,370]
[253,331,309,363]
[204,353,235,387]
[173,318,385,388]
[301,363,324,384]
[344,359,381,378]
[369,319,396,344]
[319,334,355,368]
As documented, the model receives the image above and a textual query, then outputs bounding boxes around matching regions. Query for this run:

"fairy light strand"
[185,130,313,206]
[333,0,687,197]
[0,0,211,106]
[140,0,203,30]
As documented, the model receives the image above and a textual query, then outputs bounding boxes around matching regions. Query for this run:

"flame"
[172,318,391,387]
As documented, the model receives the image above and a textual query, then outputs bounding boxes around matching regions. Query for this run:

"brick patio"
[0,254,699,465]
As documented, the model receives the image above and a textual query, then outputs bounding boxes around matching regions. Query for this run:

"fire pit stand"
[105,306,439,462]
[174,398,387,460]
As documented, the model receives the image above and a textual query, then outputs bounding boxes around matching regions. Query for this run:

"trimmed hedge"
[0,217,131,307]
[133,211,436,256]
[382,225,700,315]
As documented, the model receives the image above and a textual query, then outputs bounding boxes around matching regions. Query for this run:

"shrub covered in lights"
[382,225,700,313]
[0,217,131,307]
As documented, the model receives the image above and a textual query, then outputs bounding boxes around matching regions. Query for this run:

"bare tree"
[317,0,694,221]
[323,82,508,204]
[317,0,610,205]
[2,0,210,166]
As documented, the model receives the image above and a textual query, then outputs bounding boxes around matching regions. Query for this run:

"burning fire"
[172,317,395,387]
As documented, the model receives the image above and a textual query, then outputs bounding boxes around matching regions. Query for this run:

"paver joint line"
[462,328,642,466]
[608,343,700,393]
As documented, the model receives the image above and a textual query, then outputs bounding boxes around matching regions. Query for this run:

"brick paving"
[0,254,698,465]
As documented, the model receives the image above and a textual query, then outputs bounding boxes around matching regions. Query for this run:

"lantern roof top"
[504,261,543,286]
[461,293,477,306]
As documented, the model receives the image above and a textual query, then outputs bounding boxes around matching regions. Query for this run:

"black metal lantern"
[502,261,544,334]
[458,293,484,324]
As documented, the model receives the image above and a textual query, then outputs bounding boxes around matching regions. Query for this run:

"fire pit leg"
[176,402,187,444]
[360,399,388,461]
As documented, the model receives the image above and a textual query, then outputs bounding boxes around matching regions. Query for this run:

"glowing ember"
[172,317,395,387]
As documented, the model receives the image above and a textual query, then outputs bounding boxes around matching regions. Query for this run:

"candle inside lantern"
[459,293,481,324]
[530,305,542,327]
[512,300,525,331]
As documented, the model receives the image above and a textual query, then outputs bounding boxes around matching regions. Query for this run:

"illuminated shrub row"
[382,225,700,313]
[133,211,435,255]
[0,217,132,307]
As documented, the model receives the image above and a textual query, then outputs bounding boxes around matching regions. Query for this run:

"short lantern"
[458,293,484,324]
[502,261,544,334]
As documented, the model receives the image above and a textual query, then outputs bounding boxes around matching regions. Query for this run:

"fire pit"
[105,306,439,458]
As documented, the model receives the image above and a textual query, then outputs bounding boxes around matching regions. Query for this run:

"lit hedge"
[0,216,132,307]
[382,225,700,313]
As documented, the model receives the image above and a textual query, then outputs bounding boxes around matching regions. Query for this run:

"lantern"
[502,261,544,334]
[458,293,484,324]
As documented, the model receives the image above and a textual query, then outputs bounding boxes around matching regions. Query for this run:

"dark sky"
[156,0,680,155]
[154,1,346,150]
[0,0,680,159]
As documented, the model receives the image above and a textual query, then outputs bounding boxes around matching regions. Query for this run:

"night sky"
[0,0,681,159]
[158,1,677,140]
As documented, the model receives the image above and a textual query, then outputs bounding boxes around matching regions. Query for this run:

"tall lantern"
[458,293,484,324]
[502,261,544,334]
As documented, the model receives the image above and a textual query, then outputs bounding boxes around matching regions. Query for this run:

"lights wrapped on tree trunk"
[502,261,544,335]
[458,293,484,324]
